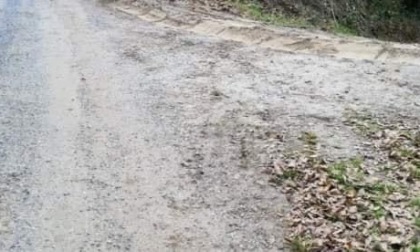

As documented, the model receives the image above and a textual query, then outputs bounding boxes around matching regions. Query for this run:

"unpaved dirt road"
[0,0,419,251]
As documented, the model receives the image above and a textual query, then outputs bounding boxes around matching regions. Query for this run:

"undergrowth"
[227,0,420,42]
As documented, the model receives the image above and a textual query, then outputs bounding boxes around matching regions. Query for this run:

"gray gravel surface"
[0,0,419,251]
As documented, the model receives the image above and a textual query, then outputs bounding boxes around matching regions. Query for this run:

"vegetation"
[269,111,420,251]
[229,0,420,42]
[230,0,311,28]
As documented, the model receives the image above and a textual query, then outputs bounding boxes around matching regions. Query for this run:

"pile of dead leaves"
[269,113,420,251]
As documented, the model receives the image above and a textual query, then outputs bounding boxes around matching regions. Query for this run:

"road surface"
[0,0,419,251]
[0,0,286,251]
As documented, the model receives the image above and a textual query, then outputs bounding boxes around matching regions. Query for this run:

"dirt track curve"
[0,0,419,251]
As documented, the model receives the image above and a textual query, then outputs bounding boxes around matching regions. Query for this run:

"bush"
[249,0,420,42]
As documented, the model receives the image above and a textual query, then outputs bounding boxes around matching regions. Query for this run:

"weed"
[350,156,363,168]
[327,157,362,185]
[289,236,312,252]
[415,218,420,228]
[398,147,417,160]
[332,23,358,36]
[412,245,420,252]
[230,0,311,28]
[409,166,420,180]
[368,195,387,219]
[372,206,386,219]
[328,161,348,184]
[300,131,318,146]
[369,226,381,236]
[344,110,382,136]
[414,132,420,147]
[409,198,420,209]
[367,182,398,195]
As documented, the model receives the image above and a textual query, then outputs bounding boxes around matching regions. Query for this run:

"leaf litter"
[269,110,420,251]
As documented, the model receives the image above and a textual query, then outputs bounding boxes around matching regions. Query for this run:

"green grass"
[412,245,420,252]
[327,157,363,185]
[289,236,312,252]
[372,206,386,219]
[332,23,358,36]
[410,198,420,209]
[414,132,420,147]
[367,182,398,195]
[231,0,311,28]
[410,166,420,180]
[349,157,363,168]
[232,0,360,37]
[399,148,417,159]
[369,195,387,219]
[328,161,348,184]
[414,218,420,228]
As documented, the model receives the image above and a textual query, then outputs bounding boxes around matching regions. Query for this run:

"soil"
[0,0,419,251]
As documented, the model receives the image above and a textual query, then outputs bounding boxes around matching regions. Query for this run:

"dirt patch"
[113,1,420,65]
[97,1,420,250]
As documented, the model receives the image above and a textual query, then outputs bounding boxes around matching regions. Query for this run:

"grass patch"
[412,245,420,252]
[371,205,386,219]
[395,147,417,160]
[367,182,398,195]
[327,157,363,185]
[230,0,311,28]
[228,0,420,42]
[289,236,312,252]
[328,161,348,184]
[410,166,420,180]
[415,218,420,228]
[344,109,382,137]
[410,198,420,209]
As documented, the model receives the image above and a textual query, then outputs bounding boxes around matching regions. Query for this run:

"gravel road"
[0,0,419,251]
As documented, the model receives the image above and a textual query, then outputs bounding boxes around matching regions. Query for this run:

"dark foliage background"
[258,0,420,42]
